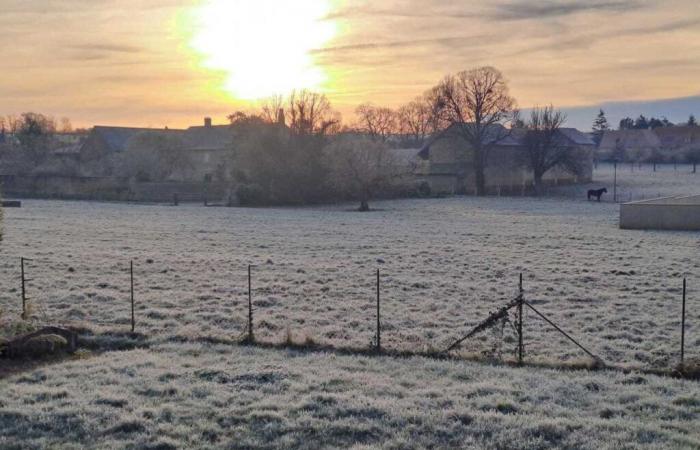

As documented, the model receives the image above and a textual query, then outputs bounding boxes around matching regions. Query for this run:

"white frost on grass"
[2,166,699,368]
[1,344,699,449]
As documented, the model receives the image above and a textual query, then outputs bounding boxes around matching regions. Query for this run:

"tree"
[686,147,700,173]
[354,103,398,142]
[619,117,634,130]
[397,95,438,147]
[592,109,609,146]
[232,90,341,205]
[326,135,400,211]
[15,112,57,167]
[59,117,73,133]
[688,115,697,127]
[634,115,649,129]
[522,106,584,194]
[429,66,517,195]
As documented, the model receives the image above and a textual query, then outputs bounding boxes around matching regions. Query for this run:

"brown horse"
[587,188,607,201]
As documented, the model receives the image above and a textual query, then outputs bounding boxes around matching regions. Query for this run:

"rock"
[3,327,77,359]
[22,335,68,357]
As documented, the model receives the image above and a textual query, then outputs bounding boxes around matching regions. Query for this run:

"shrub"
[236,184,268,206]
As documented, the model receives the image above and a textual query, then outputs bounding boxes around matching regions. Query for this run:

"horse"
[587,188,607,202]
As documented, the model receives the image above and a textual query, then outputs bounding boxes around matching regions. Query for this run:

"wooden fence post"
[130,260,135,333]
[681,277,687,366]
[518,273,523,365]
[376,269,381,352]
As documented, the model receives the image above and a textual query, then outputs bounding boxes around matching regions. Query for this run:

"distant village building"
[417,124,594,195]
[597,126,700,162]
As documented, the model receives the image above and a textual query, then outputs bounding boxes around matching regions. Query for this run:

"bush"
[236,184,268,206]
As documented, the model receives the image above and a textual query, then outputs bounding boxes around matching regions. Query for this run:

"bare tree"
[326,135,399,211]
[686,147,700,173]
[355,103,398,142]
[397,95,437,147]
[15,112,57,167]
[286,89,340,137]
[522,106,583,194]
[430,66,517,195]
[59,117,73,133]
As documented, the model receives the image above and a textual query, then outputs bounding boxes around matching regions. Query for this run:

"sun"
[190,0,337,100]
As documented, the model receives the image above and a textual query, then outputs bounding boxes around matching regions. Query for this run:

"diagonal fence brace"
[523,300,601,362]
[444,296,521,353]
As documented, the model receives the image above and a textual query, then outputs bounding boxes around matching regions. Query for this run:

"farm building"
[620,195,700,231]
[418,124,594,195]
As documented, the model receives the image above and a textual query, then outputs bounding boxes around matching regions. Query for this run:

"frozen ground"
[1,164,699,448]
[2,343,700,449]
[1,164,698,368]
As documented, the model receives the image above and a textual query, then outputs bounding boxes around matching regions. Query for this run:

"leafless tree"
[326,135,400,211]
[355,103,398,142]
[286,89,340,137]
[522,106,584,194]
[686,147,700,173]
[397,95,437,147]
[430,66,517,195]
[59,117,73,133]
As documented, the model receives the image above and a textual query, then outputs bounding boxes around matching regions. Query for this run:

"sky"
[1,0,699,130]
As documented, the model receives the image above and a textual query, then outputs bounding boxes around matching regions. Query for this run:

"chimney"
[204,117,212,128]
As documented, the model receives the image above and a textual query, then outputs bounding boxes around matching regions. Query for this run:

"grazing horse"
[587,188,607,202]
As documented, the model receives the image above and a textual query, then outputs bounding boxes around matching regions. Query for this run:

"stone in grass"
[3,327,77,359]
[22,335,68,357]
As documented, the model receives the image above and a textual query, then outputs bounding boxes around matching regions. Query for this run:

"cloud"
[491,0,646,20]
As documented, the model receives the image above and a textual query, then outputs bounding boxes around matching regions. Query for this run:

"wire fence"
[0,254,696,371]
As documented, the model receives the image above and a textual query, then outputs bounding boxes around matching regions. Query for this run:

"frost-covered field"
[1,165,698,367]
[2,343,700,449]
[1,165,700,448]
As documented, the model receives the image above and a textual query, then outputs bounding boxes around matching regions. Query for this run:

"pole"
[130,260,135,333]
[681,278,686,365]
[518,273,523,365]
[613,160,618,203]
[376,269,381,352]
[248,264,253,342]
[20,257,26,318]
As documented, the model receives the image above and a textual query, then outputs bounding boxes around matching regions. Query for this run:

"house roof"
[598,129,661,150]
[90,126,185,153]
[653,126,700,149]
[419,124,592,160]
[182,125,234,151]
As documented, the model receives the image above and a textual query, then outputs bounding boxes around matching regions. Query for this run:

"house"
[654,126,700,154]
[78,118,235,181]
[597,129,662,161]
[417,124,594,195]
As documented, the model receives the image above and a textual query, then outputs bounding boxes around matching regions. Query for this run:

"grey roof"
[598,129,661,150]
[182,125,234,151]
[557,128,595,146]
[91,126,184,153]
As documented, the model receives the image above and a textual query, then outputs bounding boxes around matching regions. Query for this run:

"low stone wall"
[620,196,700,231]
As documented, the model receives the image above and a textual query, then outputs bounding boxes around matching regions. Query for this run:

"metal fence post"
[376,269,381,352]
[130,260,135,333]
[681,277,687,366]
[248,264,253,342]
[518,273,523,365]
[20,257,26,319]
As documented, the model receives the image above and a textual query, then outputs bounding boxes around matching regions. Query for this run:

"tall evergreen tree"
[592,109,609,146]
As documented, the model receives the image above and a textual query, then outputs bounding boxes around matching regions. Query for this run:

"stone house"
[418,124,594,195]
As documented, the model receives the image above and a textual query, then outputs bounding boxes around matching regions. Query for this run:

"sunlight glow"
[190,0,337,100]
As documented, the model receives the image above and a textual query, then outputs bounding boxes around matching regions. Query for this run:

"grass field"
[1,164,699,448]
